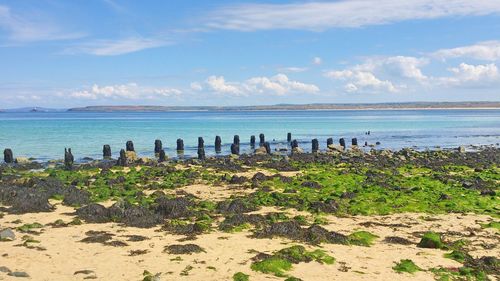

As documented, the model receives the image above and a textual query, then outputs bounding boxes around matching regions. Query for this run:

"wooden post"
[176,139,184,151]
[126,141,135,152]
[287,133,292,142]
[215,136,222,153]
[312,139,319,153]
[352,138,358,146]
[264,142,271,154]
[259,133,265,146]
[103,145,112,159]
[159,149,166,162]
[197,137,205,160]
[250,135,256,148]
[327,138,333,146]
[154,139,162,154]
[291,140,299,149]
[339,138,346,148]
[117,149,127,166]
[3,149,13,164]
[231,143,239,155]
[233,135,240,146]
[64,148,74,169]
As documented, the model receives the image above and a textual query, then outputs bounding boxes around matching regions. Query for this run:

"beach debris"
[312,139,319,153]
[215,136,222,153]
[102,144,112,159]
[154,139,162,154]
[126,140,135,152]
[287,132,292,142]
[0,228,15,241]
[163,244,205,255]
[3,148,13,163]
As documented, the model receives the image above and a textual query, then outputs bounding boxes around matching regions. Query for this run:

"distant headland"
[67,101,500,112]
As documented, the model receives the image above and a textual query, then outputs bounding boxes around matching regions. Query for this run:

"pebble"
[0,228,15,241]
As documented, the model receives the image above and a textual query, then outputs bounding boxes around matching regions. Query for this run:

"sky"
[1,0,500,108]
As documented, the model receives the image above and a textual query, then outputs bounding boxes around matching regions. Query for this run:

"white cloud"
[203,74,319,96]
[277,67,309,73]
[69,83,182,100]
[206,76,243,95]
[205,0,500,31]
[433,41,500,61]
[190,82,203,91]
[325,69,398,93]
[312,57,322,65]
[0,5,84,42]
[439,63,500,86]
[64,37,171,56]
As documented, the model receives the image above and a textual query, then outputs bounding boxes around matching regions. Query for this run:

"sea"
[0,109,499,162]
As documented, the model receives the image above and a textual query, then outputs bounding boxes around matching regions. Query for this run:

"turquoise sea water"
[0,110,499,161]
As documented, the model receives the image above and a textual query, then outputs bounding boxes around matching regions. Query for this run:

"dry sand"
[0,200,498,281]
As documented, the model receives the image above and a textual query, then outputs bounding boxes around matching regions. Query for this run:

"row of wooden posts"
[3,133,360,167]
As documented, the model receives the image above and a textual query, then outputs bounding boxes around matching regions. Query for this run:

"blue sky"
[1,0,500,108]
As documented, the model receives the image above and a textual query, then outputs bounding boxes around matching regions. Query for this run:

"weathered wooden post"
[3,149,13,164]
[287,133,292,142]
[312,139,319,153]
[126,141,135,152]
[197,137,205,160]
[117,149,127,166]
[154,139,162,154]
[364,141,368,147]
[264,142,271,154]
[339,138,346,149]
[158,149,166,162]
[352,138,358,146]
[233,135,240,146]
[176,138,184,152]
[64,148,74,169]
[327,138,333,146]
[259,133,265,146]
[231,143,239,155]
[250,135,256,148]
[215,136,222,153]
[103,145,112,159]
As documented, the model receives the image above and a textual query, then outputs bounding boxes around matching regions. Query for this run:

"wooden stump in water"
[117,149,127,166]
[126,141,135,152]
[287,133,292,142]
[352,138,358,146]
[176,139,184,152]
[327,138,333,146]
[154,140,162,154]
[64,148,74,169]
[103,145,112,159]
[233,135,240,146]
[312,139,319,153]
[259,133,265,146]
[3,149,13,164]
[215,136,222,153]
[198,137,205,160]
[250,135,256,148]
[158,149,166,162]
[339,138,346,149]
[264,142,271,154]
[291,139,299,149]
[231,143,239,155]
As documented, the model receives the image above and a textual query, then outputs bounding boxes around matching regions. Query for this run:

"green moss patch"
[348,231,379,247]
[417,231,445,249]
[232,272,250,281]
[393,259,422,274]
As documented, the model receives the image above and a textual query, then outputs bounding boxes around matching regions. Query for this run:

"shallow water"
[0,109,499,161]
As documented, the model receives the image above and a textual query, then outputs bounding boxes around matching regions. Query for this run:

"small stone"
[0,266,11,273]
[254,146,267,155]
[0,228,15,241]
[458,146,466,153]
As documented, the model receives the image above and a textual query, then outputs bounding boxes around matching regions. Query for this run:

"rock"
[125,151,137,161]
[215,136,222,153]
[163,244,205,255]
[292,147,304,154]
[103,145,112,159]
[15,157,31,164]
[0,228,15,241]
[254,146,267,155]
[4,149,13,163]
[327,144,344,152]
[76,203,110,223]
[231,143,239,155]
[8,271,30,278]
[0,266,11,273]
[126,141,135,152]
[458,146,466,153]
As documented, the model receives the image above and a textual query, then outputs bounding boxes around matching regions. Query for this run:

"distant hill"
[67,102,500,112]
[1,107,65,113]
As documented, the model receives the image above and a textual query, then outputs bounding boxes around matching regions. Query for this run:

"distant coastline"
[2,101,500,113]
[67,102,500,112]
